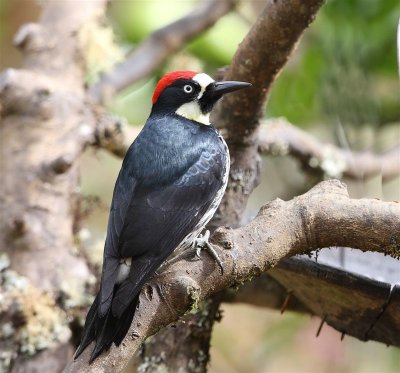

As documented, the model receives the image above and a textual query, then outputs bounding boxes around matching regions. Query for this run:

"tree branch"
[268,257,400,346]
[213,0,324,142]
[224,256,400,346]
[210,0,325,230]
[259,119,400,180]
[0,0,107,370]
[88,0,236,104]
[90,110,141,157]
[221,271,310,313]
[94,117,400,182]
[65,180,400,372]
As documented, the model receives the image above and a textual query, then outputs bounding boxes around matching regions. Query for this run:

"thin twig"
[89,0,236,104]
[316,316,326,337]
[258,118,400,180]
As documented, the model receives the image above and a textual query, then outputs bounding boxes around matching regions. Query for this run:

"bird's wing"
[119,148,225,258]
[99,165,138,316]
[111,148,227,317]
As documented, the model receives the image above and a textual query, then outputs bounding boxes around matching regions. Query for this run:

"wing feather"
[118,149,224,259]
[111,149,227,316]
[99,169,137,314]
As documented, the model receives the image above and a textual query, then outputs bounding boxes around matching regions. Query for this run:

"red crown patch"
[152,71,197,104]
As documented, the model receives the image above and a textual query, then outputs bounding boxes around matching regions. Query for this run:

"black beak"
[211,81,252,95]
[200,80,251,112]
[204,80,252,100]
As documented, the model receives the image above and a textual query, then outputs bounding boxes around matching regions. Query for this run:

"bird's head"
[151,71,251,125]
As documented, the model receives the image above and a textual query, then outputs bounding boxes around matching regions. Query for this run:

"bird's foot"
[194,230,224,274]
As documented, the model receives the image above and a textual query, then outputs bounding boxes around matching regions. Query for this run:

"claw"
[194,230,224,274]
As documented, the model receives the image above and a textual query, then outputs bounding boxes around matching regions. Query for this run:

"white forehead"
[193,73,214,89]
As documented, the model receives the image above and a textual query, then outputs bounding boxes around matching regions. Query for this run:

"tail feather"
[74,289,140,363]
[89,293,139,363]
[74,293,99,359]
[114,298,138,346]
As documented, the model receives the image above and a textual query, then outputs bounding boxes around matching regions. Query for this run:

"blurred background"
[1,0,399,372]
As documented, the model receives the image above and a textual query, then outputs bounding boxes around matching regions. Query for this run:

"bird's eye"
[183,85,193,93]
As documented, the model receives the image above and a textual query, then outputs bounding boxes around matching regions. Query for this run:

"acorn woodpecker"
[75,71,251,362]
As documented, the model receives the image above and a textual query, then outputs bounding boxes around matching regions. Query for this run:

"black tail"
[74,290,139,363]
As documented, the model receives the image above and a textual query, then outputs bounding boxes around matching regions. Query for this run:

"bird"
[74,70,251,362]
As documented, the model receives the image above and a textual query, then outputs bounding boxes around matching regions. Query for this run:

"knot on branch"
[0,69,54,119]
[49,155,74,175]
[211,228,235,250]
[93,112,129,158]
[5,213,42,259]
[258,198,285,216]
[157,276,201,315]
[41,155,74,180]
[8,216,27,240]
[13,23,55,53]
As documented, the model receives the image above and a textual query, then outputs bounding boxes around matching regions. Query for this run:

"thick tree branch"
[0,0,105,290]
[210,0,324,230]
[65,180,400,372]
[224,256,400,346]
[213,0,324,142]
[0,0,107,370]
[259,119,400,180]
[89,0,236,104]
[268,257,400,346]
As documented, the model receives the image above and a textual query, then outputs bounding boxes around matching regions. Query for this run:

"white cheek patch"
[176,101,210,125]
[193,73,214,99]
[175,73,214,125]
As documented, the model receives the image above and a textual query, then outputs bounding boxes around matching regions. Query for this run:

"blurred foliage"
[210,304,400,373]
[1,0,398,128]
[111,0,248,66]
[112,0,195,41]
[0,0,7,39]
[109,0,400,129]
[267,0,400,126]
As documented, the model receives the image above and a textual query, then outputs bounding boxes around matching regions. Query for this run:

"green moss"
[187,287,200,312]
[0,269,70,369]
[385,236,400,259]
